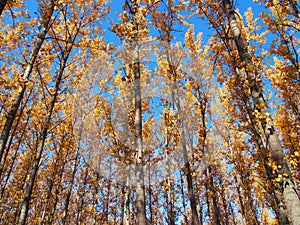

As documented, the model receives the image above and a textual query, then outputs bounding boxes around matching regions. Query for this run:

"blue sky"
[21,0,286,128]
[24,0,267,46]
[10,1,295,223]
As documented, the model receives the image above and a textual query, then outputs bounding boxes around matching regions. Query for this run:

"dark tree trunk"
[17,53,66,225]
[179,170,188,225]
[76,167,89,224]
[166,49,200,225]
[0,0,7,16]
[17,18,79,223]
[0,93,30,180]
[206,166,221,225]
[62,148,81,225]
[0,1,55,168]
[40,136,67,225]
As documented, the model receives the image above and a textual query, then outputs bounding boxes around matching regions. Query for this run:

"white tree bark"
[223,1,300,224]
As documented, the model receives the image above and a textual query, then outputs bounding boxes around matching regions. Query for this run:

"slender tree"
[1,0,300,224]
[0,0,55,166]
[222,1,300,224]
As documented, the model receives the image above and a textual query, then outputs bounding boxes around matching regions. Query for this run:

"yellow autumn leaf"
[275,177,281,182]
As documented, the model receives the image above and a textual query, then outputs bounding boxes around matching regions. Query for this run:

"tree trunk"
[92,172,100,225]
[0,1,55,166]
[178,106,199,225]
[179,169,188,225]
[0,110,29,202]
[0,124,25,198]
[123,0,148,223]
[125,174,131,225]
[198,201,203,225]
[206,166,221,225]
[13,164,30,224]
[166,48,200,225]
[76,167,89,225]
[0,93,30,180]
[218,177,230,225]
[147,161,153,225]
[164,122,175,225]
[229,202,238,225]
[223,1,300,224]
[234,174,246,221]
[17,53,66,225]
[62,147,81,225]
[0,0,7,16]
[166,175,175,225]
[48,157,67,225]
[17,20,79,222]
[205,182,211,223]
[166,160,175,225]
[133,58,147,225]
[104,161,112,223]
[40,136,67,225]
[121,182,126,225]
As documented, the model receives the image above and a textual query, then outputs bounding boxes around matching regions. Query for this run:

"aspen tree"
[112,0,151,223]
[0,0,55,168]
[151,1,201,222]
[17,22,79,225]
[222,1,300,224]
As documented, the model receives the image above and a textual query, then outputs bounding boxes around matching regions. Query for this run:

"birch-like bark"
[0,1,55,166]
[229,202,238,225]
[12,164,29,224]
[233,67,287,224]
[163,118,175,225]
[205,182,211,222]
[198,201,203,225]
[234,174,246,221]
[120,106,132,225]
[223,1,300,224]
[130,1,147,223]
[133,58,147,225]
[166,176,175,225]
[104,161,112,223]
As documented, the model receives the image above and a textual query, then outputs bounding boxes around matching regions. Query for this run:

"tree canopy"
[0,0,299,224]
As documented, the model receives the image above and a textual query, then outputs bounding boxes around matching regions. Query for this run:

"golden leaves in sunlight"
[0,0,299,224]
